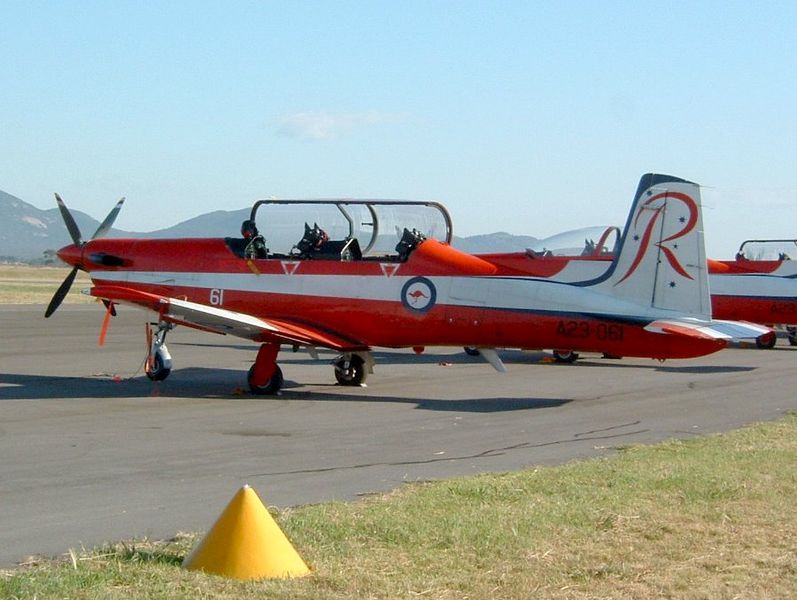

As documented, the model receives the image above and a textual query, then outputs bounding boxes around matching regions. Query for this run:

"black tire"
[334,354,367,386]
[755,332,777,349]
[248,365,283,395]
[464,347,481,356]
[553,350,579,364]
[788,327,797,347]
[146,352,171,381]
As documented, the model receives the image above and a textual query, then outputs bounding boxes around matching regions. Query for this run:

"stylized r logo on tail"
[615,191,698,285]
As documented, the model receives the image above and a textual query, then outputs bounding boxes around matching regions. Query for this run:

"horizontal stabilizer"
[644,319,772,342]
[707,320,773,342]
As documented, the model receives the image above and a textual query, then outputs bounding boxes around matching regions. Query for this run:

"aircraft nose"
[56,243,83,268]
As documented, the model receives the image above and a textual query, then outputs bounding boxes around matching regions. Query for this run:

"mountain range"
[0,190,538,261]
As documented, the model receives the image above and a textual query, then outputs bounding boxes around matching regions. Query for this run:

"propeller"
[45,194,125,318]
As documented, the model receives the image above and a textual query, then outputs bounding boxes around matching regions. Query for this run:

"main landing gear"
[552,350,580,363]
[333,352,373,386]
[755,331,777,349]
[247,346,374,394]
[248,343,283,394]
[145,322,174,381]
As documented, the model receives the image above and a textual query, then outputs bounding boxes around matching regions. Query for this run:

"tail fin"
[602,173,710,318]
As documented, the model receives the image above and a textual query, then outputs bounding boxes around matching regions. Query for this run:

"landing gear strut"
[146,322,173,381]
[248,343,283,394]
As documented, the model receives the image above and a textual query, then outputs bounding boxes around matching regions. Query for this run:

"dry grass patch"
[2,415,796,599]
[0,264,93,304]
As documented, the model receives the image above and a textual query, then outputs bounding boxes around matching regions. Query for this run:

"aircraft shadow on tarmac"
[571,361,757,374]
[363,350,760,374]
[0,370,571,413]
[147,343,765,374]
[169,342,516,366]
[277,388,571,413]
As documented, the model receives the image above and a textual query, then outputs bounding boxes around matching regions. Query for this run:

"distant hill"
[452,232,539,254]
[136,208,251,239]
[0,190,132,261]
[0,190,536,261]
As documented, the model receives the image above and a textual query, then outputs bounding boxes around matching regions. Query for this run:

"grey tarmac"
[1,304,795,567]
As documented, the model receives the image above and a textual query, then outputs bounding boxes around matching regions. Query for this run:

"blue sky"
[1,1,795,256]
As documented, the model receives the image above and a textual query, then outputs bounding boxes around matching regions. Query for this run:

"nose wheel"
[145,322,173,381]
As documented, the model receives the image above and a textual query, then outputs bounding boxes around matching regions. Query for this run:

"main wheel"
[755,332,777,349]
[788,327,797,347]
[146,351,171,381]
[334,355,367,386]
[464,347,481,356]
[553,350,579,364]
[248,364,283,395]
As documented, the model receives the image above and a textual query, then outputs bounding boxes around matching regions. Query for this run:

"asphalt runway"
[2,304,796,566]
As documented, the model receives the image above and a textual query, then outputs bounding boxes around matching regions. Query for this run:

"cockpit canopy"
[527,225,620,258]
[736,239,797,261]
[248,199,452,257]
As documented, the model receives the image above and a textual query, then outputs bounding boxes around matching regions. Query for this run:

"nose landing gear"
[145,322,173,381]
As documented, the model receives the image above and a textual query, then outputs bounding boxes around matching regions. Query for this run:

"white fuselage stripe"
[92,270,689,320]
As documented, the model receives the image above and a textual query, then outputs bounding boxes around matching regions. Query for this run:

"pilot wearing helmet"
[241,219,268,259]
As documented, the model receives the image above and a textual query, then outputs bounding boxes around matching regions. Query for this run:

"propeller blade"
[91,197,125,240]
[54,193,83,246]
[45,266,79,318]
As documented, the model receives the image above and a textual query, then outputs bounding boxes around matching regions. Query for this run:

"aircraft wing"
[644,318,772,342]
[89,285,361,350]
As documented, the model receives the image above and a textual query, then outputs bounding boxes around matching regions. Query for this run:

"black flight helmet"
[241,219,258,239]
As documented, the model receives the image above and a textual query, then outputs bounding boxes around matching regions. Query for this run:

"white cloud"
[276,111,406,141]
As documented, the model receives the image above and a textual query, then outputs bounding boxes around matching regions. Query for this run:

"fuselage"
[708,258,797,325]
[58,236,727,359]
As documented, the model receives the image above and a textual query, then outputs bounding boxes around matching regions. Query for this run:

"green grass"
[3,414,796,599]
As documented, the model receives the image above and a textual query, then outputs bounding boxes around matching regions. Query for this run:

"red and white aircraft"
[45,173,768,393]
[709,240,797,347]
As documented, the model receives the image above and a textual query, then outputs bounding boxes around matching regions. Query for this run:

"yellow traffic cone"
[182,485,310,580]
